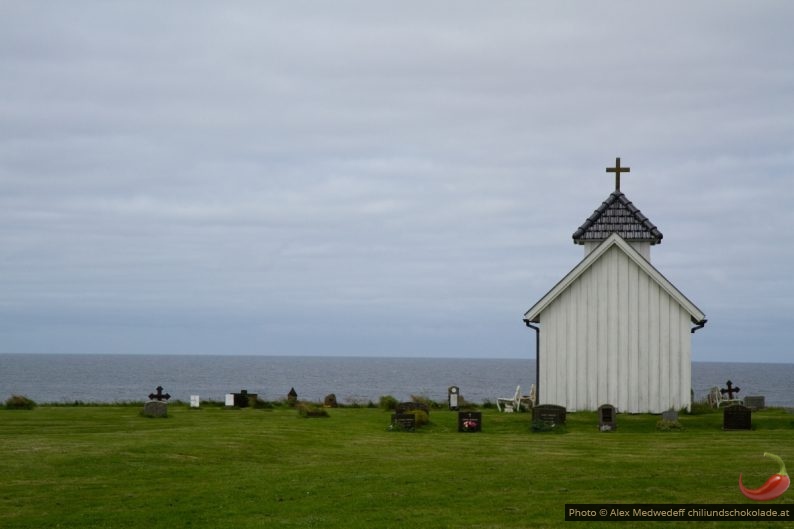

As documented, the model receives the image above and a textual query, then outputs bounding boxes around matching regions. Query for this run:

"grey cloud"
[2,2,793,359]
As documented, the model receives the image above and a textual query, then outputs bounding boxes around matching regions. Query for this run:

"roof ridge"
[572,191,663,244]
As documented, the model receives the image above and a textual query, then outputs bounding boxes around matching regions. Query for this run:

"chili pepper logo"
[739,452,790,501]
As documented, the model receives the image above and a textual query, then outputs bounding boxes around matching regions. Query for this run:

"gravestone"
[661,409,678,422]
[391,413,416,431]
[287,387,298,404]
[458,411,481,432]
[143,400,168,417]
[143,385,171,417]
[448,386,460,411]
[225,393,235,407]
[395,401,430,416]
[598,404,617,431]
[744,396,765,410]
[233,389,257,408]
[532,404,566,426]
[723,404,752,430]
[324,393,338,408]
[190,395,200,408]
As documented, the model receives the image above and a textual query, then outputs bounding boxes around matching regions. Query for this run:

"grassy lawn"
[1,404,793,528]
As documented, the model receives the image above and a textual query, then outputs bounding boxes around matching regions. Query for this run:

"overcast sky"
[1,2,793,362]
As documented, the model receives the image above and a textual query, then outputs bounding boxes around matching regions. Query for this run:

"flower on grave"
[462,419,479,430]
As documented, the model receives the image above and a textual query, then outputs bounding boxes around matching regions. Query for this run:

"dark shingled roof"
[572,191,663,245]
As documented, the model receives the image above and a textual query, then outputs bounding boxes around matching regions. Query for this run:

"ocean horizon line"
[2,351,792,366]
[3,354,793,407]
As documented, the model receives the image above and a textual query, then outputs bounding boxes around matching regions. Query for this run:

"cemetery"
[3,391,794,529]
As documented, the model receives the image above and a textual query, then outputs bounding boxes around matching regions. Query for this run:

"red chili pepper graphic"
[739,452,790,501]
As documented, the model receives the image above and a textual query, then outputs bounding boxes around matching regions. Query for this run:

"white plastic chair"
[497,386,522,412]
[522,384,536,410]
[707,386,741,408]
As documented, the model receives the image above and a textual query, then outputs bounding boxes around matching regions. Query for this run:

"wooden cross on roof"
[606,157,630,191]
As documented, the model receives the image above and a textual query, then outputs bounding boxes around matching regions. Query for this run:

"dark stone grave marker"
[661,409,679,422]
[395,401,430,416]
[598,404,616,431]
[391,413,416,431]
[233,389,257,408]
[532,404,566,426]
[723,404,752,430]
[458,411,481,432]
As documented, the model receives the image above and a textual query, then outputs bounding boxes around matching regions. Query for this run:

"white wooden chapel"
[523,158,707,413]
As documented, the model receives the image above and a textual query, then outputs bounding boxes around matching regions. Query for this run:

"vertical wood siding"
[538,245,693,413]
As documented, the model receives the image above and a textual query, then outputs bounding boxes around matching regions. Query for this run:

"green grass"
[1,405,792,528]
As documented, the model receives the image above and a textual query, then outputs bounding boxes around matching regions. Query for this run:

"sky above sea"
[1,3,793,362]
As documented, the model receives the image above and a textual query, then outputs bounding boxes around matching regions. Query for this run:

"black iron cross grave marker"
[149,386,171,401]
[720,380,740,400]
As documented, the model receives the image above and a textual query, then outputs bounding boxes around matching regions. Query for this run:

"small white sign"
[190,395,200,408]
[225,393,235,407]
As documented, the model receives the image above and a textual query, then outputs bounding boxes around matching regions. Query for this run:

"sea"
[1,354,793,408]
